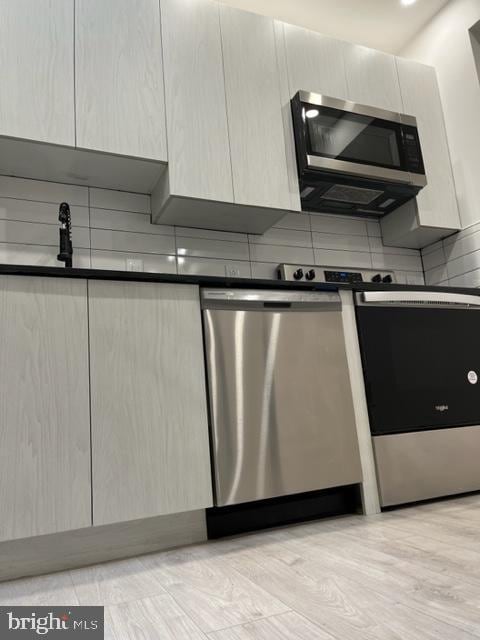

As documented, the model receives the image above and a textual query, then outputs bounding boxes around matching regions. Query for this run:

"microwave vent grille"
[321,184,383,205]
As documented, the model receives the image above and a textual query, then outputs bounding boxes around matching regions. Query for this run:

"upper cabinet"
[0,1,462,242]
[381,59,461,248]
[160,0,232,203]
[0,0,165,192]
[152,0,290,233]
[276,23,348,216]
[75,0,167,161]
[0,0,74,146]
[343,44,403,112]
[219,6,291,211]
[279,22,460,248]
[282,23,348,100]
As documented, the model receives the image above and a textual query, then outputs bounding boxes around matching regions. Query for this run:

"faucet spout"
[57,202,73,268]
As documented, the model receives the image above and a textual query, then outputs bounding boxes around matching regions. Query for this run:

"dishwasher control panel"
[277,264,395,284]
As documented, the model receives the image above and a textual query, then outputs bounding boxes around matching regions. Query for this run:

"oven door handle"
[358,290,480,308]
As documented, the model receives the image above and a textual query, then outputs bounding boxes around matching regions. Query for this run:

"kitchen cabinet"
[275,23,348,217]
[219,6,291,211]
[0,0,165,192]
[0,276,91,542]
[75,0,167,161]
[153,0,288,233]
[282,23,348,100]
[88,280,213,526]
[273,21,302,212]
[0,0,74,146]
[343,44,403,112]
[381,59,461,248]
[159,0,232,203]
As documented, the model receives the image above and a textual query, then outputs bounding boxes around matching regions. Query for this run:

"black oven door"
[356,297,480,435]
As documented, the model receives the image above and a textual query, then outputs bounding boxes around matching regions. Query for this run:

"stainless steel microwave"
[291,91,427,216]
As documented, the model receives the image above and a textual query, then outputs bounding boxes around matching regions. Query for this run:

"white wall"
[401,0,480,229]
[422,225,480,288]
[217,0,450,54]
[0,176,424,284]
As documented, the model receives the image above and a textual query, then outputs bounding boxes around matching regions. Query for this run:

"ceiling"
[219,0,452,54]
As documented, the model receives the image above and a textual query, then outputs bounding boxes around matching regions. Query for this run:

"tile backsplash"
[0,175,424,283]
[422,224,480,288]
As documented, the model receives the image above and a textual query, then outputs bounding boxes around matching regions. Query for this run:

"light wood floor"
[1,494,480,639]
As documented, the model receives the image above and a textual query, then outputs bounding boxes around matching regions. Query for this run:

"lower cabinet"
[0,276,91,542]
[88,280,213,526]
[0,276,213,542]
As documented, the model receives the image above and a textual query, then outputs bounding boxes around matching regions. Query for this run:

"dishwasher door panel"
[203,308,362,506]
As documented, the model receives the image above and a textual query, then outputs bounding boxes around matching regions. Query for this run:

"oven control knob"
[305,269,316,281]
[382,274,393,284]
[293,268,304,280]
[371,273,382,283]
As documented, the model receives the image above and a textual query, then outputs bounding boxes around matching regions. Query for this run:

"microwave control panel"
[277,264,395,285]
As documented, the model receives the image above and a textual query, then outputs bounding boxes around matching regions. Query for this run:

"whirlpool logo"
[435,405,449,412]
[0,607,104,638]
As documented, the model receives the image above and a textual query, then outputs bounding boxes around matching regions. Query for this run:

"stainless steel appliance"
[291,91,426,216]
[277,263,395,284]
[355,290,480,506]
[202,288,362,507]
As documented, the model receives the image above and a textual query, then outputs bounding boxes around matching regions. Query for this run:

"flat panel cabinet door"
[89,281,213,526]
[0,276,91,542]
[0,0,74,145]
[75,0,167,161]
[160,0,233,202]
[219,7,291,211]
[396,58,460,229]
[343,44,403,112]
[283,23,348,100]
[273,21,302,212]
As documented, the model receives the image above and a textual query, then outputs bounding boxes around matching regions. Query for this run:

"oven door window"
[304,104,404,171]
[356,306,480,434]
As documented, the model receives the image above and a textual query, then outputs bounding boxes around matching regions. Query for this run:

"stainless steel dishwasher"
[201,288,362,507]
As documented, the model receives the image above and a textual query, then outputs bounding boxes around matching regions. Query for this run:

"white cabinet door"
[219,7,291,211]
[0,276,91,542]
[276,23,347,213]
[396,58,460,230]
[343,44,403,112]
[273,21,301,212]
[283,23,348,100]
[75,0,167,161]
[89,281,213,526]
[161,0,233,202]
[0,0,74,146]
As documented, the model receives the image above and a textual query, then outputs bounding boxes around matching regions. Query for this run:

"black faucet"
[57,202,73,268]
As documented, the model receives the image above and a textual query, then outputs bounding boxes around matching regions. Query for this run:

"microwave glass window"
[305,106,402,170]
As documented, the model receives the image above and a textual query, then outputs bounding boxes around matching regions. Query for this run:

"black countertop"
[0,263,478,296]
